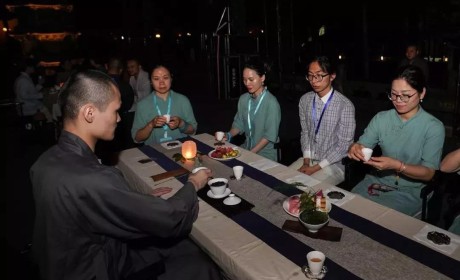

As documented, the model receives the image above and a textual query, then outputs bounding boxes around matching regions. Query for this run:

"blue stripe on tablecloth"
[141,138,460,278]
[186,137,460,278]
[139,143,360,279]
[139,145,188,184]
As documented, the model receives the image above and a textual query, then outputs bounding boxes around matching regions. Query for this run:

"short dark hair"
[393,65,426,92]
[59,70,117,119]
[307,55,337,75]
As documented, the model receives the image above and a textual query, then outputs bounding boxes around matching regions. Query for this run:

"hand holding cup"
[362,147,373,162]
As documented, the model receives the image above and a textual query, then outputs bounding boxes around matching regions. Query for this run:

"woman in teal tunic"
[218,58,281,161]
[132,65,197,145]
[348,65,445,216]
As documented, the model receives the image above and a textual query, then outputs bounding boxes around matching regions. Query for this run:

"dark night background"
[2,2,460,279]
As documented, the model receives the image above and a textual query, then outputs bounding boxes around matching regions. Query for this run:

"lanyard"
[247,88,267,148]
[153,93,172,132]
[312,89,334,135]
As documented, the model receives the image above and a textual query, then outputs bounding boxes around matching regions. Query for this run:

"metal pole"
[276,0,282,83]
[263,0,269,57]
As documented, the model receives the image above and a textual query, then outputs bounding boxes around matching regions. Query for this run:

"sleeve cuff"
[303,150,311,158]
[318,159,330,169]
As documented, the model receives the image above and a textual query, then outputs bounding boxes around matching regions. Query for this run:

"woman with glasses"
[289,55,356,185]
[217,57,281,161]
[348,65,444,216]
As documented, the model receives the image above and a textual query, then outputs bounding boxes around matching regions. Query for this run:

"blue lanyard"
[153,93,172,132]
[247,88,267,148]
[312,89,334,135]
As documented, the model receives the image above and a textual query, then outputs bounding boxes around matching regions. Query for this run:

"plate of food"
[208,146,240,161]
[283,192,332,218]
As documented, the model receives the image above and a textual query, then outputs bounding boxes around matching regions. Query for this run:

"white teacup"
[216,131,225,141]
[208,178,228,196]
[233,166,244,180]
[307,251,325,276]
[362,147,373,162]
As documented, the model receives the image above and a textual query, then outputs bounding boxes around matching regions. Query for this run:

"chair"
[274,136,282,163]
[339,146,439,222]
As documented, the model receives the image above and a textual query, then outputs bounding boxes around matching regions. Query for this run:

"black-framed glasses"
[306,73,329,82]
[387,91,418,103]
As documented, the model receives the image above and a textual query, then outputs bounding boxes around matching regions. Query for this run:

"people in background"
[399,43,429,83]
[440,148,460,235]
[126,57,151,147]
[289,55,355,185]
[218,57,281,161]
[96,57,135,163]
[132,65,197,145]
[348,65,444,216]
[14,58,52,123]
[30,70,221,280]
[127,57,152,112]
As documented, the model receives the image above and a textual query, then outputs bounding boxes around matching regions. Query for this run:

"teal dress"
[132,90,197,145]
[351,108,444,216]
[232,88,281,161]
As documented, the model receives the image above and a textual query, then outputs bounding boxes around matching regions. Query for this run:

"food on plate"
[210,146,239,159]
[166,142,179,147]
[327,191,345,200]
[288,196,301,215]
[427,231,451,245]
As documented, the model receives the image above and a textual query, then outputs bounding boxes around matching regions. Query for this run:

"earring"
[420,99,423,103]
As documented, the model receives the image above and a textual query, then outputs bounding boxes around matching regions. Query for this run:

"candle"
[181,140,197,160]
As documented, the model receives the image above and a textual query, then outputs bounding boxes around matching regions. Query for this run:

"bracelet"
[399,162,407,173]
[226,132,232,142]
[179,121,188,133]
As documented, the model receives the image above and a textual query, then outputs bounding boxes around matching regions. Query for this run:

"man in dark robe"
[30,70,222,280]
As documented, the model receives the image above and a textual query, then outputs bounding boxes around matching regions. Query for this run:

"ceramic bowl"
[299,210,329,233]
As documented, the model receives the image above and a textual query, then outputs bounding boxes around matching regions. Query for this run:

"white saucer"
[223,194,241,205]
[207,188,231,199]
[302,265,327,279]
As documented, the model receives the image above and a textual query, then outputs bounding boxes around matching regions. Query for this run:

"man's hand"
[298,164,321,175]
[150,187,173,197]
[188,168,213,191]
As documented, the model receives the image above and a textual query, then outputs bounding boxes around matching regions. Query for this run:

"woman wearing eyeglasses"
[348,65,444,216]
[289,55,356,185]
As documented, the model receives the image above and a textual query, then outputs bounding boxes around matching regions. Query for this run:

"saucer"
[223,194,241,205]
[301,265,327,279]
[207,188,231,199]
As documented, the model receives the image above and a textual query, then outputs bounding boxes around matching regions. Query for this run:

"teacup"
[307,251,325,276]
[208,178,228,196]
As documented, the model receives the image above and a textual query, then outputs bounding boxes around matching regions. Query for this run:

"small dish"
[223,194,241,205]
[207,188,231,199]
[161,140,182,150]
[302,264,328,279]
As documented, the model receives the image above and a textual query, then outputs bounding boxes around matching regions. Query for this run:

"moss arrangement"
[299,210,328,225]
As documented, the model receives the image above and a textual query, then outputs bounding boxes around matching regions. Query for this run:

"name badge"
[160,131,172,143]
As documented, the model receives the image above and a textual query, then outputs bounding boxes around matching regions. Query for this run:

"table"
[117,133,460,280]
